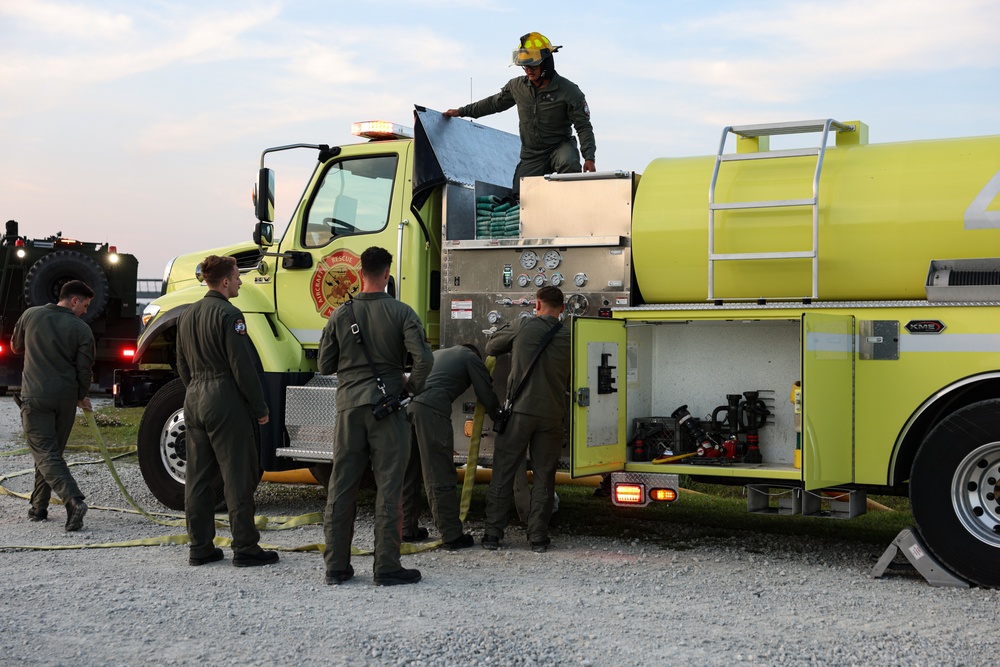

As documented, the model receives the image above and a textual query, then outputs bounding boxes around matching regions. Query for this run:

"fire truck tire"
[910,399,1000,588]
[307,462,376,494]
[137,378,224,511]
[23,250,110,324]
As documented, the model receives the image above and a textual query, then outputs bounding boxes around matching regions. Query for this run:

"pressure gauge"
[542,249,563,270]
[486,310,502,324]
[516,273,531,288]
[566,293,590,316]
[573,272,588,288]
[550,272,564,287]
[519,250,539,270]
[533,273,547,287]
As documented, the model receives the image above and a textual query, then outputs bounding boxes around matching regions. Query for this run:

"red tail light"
[613,483,644,505]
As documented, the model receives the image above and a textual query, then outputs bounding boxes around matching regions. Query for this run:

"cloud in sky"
[0,0,996,277]
[624,0,1000,103]
[1,0,133,39]
[0,3,281,111]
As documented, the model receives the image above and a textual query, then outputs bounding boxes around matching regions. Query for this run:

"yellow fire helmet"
[511,32,562,67]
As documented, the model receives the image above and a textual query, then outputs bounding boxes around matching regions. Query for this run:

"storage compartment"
[624,319,797,469]
[925,257,1000,302]
[519,172,636,239]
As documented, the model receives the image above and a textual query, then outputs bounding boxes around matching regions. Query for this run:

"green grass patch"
[69,406,143,452]
[547,483,912,549]
[394,479,912,550]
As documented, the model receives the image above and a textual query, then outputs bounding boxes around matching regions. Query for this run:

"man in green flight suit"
[177,255,276,568]
[319,246,434,586]
[482,286,571,553]
[444,31,596,196]
[13,279,95,531]
[401,344,500,549]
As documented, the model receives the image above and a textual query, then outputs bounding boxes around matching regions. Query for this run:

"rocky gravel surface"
[2,395,999,666]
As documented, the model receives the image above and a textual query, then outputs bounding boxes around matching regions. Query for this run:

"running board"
[275,446,332,462]
[870,527,970,588]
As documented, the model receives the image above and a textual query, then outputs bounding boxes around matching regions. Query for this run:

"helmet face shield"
[512,48,546,67]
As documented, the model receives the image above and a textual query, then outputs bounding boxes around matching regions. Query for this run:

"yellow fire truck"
[119,109,1000,587]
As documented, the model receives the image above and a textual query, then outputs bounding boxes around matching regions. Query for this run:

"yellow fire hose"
[0,375,507,554]
[0,359,614,553]
[651,452,698,465]
[0,410,333,551]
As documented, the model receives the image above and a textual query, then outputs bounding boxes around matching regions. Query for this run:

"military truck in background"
[0,220,141,393]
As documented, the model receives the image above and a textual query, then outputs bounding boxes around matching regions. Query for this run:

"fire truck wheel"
[910,399,1000,588]
[137,378,224,511]
[308,462,376,494]
[23,250,111,324]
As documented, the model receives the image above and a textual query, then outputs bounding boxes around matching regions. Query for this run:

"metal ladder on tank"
[707,119,855,303]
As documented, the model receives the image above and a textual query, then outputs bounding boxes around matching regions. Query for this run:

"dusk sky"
[2,0,998,279]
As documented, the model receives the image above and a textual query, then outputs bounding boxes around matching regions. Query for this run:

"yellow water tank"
[631,132,1000,303]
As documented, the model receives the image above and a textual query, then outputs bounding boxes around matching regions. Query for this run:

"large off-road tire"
[137,378,224,511]
[23,250,110,323]
[910,399,1000,588]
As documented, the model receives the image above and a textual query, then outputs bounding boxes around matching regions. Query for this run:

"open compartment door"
[802,312,855,490]
[571,317,627,477]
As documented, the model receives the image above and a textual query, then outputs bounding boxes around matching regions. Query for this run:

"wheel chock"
[870,526,969,588]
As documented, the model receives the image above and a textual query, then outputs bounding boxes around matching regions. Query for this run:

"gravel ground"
[2,395,999,666]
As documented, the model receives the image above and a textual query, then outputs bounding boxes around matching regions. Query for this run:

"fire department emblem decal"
[311,249,362,317]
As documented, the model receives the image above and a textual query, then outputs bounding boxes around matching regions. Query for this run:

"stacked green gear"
[475,195,520,239]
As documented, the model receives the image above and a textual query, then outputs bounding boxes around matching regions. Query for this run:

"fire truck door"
[274,144,411,346]
[802,312,855,490]
[571,316,627,477]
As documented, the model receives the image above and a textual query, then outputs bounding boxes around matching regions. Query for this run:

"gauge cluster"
[442,244,631,352]
[510,249,597,296]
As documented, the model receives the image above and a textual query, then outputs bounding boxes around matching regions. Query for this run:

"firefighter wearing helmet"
[444,32,596,197]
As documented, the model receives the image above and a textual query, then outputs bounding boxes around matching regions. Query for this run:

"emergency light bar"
[351,121,413,141]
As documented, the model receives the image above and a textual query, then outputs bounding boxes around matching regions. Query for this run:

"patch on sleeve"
[234,319,247,335]
[583,102,590,118]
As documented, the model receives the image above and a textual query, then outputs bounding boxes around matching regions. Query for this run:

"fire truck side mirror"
[253,221,274,248]
[254,167,275,223]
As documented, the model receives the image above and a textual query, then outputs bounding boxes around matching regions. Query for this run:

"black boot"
[233,549,280,567]
[64,497,87,532]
